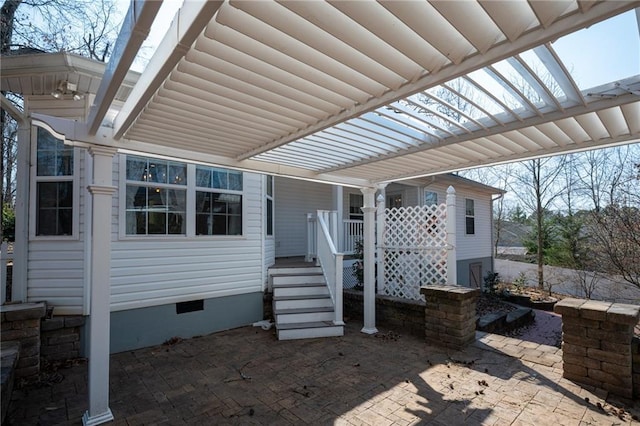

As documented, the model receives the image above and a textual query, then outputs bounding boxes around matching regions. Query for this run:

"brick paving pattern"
[6,322,640,425]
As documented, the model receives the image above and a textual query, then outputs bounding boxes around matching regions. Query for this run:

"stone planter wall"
[0,302,46,378]
[420,286,480,350]
[40,316,85,362]
[633,336,640,399]
[554,298,640,399]
[343,290,425,337]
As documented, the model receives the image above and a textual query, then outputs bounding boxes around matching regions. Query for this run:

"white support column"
[360,187,377,334]
[12,122,31,303]
[446,186,457,285]
[332,185,343,252]
[375,185,387,296]
[83,146,117,426]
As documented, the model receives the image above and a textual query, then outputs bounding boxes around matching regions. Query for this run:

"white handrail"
[316,211,344,326]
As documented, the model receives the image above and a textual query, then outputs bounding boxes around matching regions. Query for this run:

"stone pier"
[420,285,479,350]
[555,298,640,399]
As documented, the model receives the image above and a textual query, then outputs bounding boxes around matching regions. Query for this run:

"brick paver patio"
[6,321,640,425]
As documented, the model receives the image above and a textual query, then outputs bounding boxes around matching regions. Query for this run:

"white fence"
[1,242,14,304]
[495,259,640,304]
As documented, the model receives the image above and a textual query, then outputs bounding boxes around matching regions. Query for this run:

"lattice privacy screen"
[381,204,448,301]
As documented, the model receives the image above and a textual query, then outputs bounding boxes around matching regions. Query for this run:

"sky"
[118,2,639,90]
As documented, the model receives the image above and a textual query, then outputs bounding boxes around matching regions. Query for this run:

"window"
[387,193,402,209]
[465,198,475,235]
[34,127,74,236]
[121,155,245,237]
[195,165,242,236]
[424,191,438,206]
[349,193,363,220]
[125,156,187,235]
[266,175,274,236]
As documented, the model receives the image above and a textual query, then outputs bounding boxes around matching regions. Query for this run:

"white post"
[333,185,344,251]
[360,187,377,334]
[83,146,117,426]
[1,242,7,303]
[330,210,338,247]
[306,213,314,262]
[446,186,457,285]
[12,122,31,303]
[375,192,385,295]
[334,252,344,326]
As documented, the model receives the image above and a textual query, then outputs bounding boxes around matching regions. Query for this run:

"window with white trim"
[34,127,75,236]
[465,198,475,235]
[266,175,274,236]
[424,191,438,206]
[195,165,242,236]
[386,193,402,209]
[122,155,245,237]
[125,156,187,235]
[349,193,363,220]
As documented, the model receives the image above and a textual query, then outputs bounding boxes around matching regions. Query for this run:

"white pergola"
[2,1,639,425]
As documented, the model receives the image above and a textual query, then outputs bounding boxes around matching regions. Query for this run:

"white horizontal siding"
[274,177,333,257]
[27,149,87,315]
[110,171,264,311]
[391,181,494,261]
[456,189,493,261]
[27,241,85,315]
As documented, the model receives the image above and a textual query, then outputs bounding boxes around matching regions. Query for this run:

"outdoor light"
[51,80,84,101]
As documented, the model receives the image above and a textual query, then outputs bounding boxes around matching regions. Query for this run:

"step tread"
[271,272,324,278]
[274,306,334,315]
[272,282,327,289]
[273,294,331,301]
[276,321,341,331]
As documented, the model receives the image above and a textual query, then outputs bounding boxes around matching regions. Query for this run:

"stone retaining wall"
[554,298,640,399]
[421,286,480,350]
[0,302,46,378]
[40,316,85,362]
[343,290,425,337]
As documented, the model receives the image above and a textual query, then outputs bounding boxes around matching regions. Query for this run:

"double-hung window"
[125,156,187,235]
[266,175,274,236]
[33,127,75,237]
[465,198,475,235]
[122,155,244,237]
[195,166,243,236]
[424,191,438,207]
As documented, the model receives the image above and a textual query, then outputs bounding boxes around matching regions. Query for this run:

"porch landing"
[6,321,639,425]
[272,256,316,268]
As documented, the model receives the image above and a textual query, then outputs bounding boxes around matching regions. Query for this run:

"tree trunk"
[1,0,23,54]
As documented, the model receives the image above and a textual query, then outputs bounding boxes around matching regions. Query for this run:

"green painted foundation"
[109,292,264,353]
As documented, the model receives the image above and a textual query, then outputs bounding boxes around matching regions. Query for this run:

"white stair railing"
[342,219,363,254]
[316,210,344,326]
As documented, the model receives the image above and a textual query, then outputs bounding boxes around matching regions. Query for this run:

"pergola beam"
[87,0,163,135]
[235,1,638,161]
[113,0,225,140]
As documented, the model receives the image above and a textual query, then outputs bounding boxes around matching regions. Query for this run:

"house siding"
[274,177,332,257]
[110,159,264,311]
[26,148,88,315]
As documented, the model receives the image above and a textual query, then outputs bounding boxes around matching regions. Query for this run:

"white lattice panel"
[381,204,448,301]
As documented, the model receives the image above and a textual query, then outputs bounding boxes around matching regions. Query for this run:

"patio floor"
[6,322,640,425]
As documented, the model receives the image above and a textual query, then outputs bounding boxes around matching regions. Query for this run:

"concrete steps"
[270,266,343,340]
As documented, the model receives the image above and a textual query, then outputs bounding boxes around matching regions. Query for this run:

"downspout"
[490,193,504,273]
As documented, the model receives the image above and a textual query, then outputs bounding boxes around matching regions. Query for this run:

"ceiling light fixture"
[51,81,84,101]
